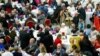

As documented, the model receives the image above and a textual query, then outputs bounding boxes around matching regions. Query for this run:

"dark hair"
[57,34,61,38]
[80,30,84,33]
[96,35,100,40]
[71,29,77,34]
[44,29,49,35]
[63,53,68,56]
[91,27,96,31]
[4,29,10,35]
[4,44,10,50]
[87,24,91,28]
[96,3,100,11]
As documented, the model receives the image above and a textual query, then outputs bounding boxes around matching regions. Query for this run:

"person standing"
[40,29,54,53]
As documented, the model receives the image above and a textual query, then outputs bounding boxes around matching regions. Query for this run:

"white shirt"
[38,53,52,56]
[21,50,31,56]
[56,0,62,6]
[59,26,71,35]
[2,51,13,56]
[48,7,54,15]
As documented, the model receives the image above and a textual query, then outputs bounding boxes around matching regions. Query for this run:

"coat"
[54,38,62,46]
[20,30,31,49]
[73,16,79,27]
[79,37,98,56]
[13,52,22,56]
[39,30,54,53]
[25,43,38,54]
[78,8,86,21]
[94,16,100,31]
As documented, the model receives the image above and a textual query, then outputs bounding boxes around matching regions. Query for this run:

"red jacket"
[94,16,100,31]
[44,19,51,26]
[94,40,100,49]
[54,38,62,46]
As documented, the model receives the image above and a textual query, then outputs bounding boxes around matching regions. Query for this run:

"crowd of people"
[0,0,100,56]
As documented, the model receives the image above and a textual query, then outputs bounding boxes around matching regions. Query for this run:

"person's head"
[57,43,62,49]
[11,9,17,15]
[96,3,100,11]
[44,29,49,35]
[79,30,84,36]
[77,1,82,8]
[88,0,92,3]
[4,29,10,35]
[87,24,91,29]
[61,23,65,27]
[71,23,76,28]
[57,34,61,39]
[79,16,83,22]
[0,38,4,44]
[29,38,36,45]
[15,20,20,24]
[4,44,10,51]
[71,29,77,34]
[39,43,45,49]
[96,35,100,41]
[91,27,96,31]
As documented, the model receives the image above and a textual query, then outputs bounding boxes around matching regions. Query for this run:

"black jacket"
[78,8,86,20]
[20,30,31,49]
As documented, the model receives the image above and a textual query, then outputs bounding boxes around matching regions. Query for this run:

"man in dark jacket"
[79,35,98,56]
[77,5,86,21]
[72,12,79,28]
[39,29,54,53]
[19,28,31,49]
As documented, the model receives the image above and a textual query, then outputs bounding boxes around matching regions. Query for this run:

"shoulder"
[2,52,13,56]
[38,53,42,56]
[45,53,52,56]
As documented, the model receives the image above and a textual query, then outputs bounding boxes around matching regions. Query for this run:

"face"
[71,24,75,28]
[29,38,35,44]
[57,43,62,49]
[80,36,84,40]
[39,43,45,49]
[16,20,20,24]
